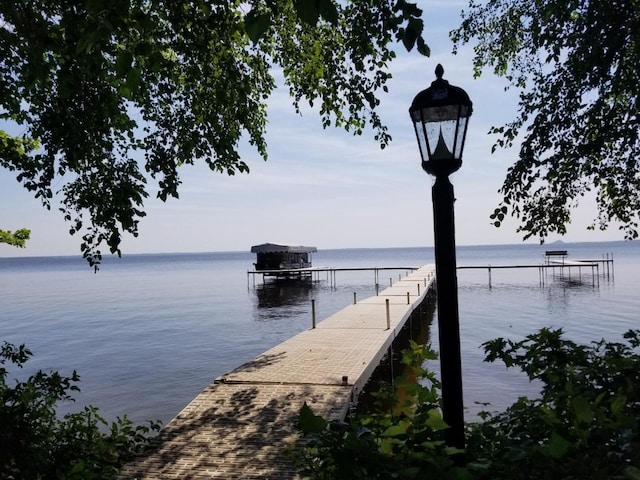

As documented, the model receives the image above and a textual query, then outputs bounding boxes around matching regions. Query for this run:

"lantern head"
[409,64,473,177]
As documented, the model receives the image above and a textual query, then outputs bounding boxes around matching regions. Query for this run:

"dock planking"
[120,265,436,479]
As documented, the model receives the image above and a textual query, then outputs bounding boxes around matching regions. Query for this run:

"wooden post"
[407,292,410,305]
[311,299,316,329]
[611,253,614,279]
[538,266,542,286]
[353,292,357,304]
[386,298,390,330]
[417,283,421,296]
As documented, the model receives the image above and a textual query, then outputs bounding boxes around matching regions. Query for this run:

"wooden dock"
[120,265,436,480]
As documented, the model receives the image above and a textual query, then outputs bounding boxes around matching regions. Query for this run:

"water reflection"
[251,279,317,320]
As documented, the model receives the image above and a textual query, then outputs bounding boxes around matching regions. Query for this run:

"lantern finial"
[435,64,444,79]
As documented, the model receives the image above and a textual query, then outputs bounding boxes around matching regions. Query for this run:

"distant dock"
[459,252,614,287]
[122,265,437,479]
[248,252,614,288]
[248,265,421,287]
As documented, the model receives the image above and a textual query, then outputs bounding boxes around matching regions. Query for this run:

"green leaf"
[425,408,448,431]
[611,393,627,419]
[125,67,141,94]
[541,432,570,458]
[571,396,593,425]
[76,30,97,54]
[298,402,327,434]
[244,10,272,44]
[623,466,640,480]
[379,437,398,455]
[398,466,420,478]
[382,420,410,437]
[115,51,134,78]
[293,0,320,26]
[318,0,338,25]
[417,37,430,57]
[402,17,423,51]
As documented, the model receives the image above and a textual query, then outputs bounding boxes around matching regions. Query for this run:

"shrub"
[467,328,640,479]
[289,341,469,479]
[0,341,160,479]
[291,329,640,480]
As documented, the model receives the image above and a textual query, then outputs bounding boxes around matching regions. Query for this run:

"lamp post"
[409,64,472,452]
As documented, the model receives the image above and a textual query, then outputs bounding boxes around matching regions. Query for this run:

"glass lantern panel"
[454,116,469,158]
[425,119,457,160]
[412,119,429,162]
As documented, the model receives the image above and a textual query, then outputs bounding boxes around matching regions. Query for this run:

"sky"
[0,1,627,258]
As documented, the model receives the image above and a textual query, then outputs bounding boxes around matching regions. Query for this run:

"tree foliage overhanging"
[0,0,428,268]
[0,228,30,247]
[451,0,640,242]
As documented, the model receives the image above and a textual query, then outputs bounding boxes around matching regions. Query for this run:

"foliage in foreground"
[0,341,161,479]
[291,328,640,479]
[289,343,467,479]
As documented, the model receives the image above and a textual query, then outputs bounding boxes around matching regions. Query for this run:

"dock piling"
[386,298,390,330]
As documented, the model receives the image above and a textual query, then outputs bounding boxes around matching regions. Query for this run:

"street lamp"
[409,64,472,452]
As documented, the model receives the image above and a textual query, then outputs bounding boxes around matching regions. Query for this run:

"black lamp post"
[409,64,472,452]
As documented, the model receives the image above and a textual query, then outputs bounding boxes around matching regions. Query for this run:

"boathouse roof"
[250,243,317,254]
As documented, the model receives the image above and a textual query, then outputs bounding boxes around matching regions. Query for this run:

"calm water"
[1,241,638,424]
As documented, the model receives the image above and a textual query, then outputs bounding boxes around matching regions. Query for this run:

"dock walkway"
[121,265,436,479]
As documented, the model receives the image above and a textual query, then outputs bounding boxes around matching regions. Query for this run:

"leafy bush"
[289,341,469,479]
[1,341,160,479]
[291,329,640,479]
[468,328,640,479]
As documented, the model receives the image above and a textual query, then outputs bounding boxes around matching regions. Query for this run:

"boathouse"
[250,243,317,271]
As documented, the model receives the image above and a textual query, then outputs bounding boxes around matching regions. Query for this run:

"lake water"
[1,241,638,424]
